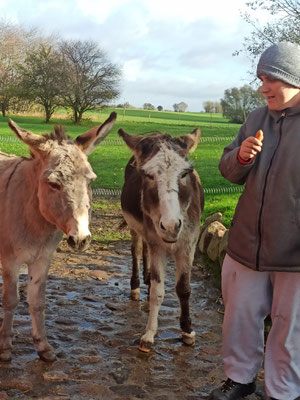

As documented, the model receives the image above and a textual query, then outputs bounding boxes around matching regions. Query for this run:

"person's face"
[259,75,300,110]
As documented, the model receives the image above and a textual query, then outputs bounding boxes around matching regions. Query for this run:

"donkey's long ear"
[75,112,117,155]
[177,128,201,153]
[118,129,143,151]
[8,119,47,149]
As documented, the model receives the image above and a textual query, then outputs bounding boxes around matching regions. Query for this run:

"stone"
[199,221,226,254]
[207,228,227,262]
[199,212,223,238]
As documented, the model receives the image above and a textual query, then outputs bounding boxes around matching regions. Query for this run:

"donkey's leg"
[27,260,55,362]
[142,241,150,288]
[175,268,195,346]
[139,251,166,351]
[175,244,197,345]
[0,262,20,361]
[130,229,143,300]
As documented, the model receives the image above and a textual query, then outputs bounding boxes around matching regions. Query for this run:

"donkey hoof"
[138,342,152,353]
[182,330,196,346]
[0,350,12,362]
[130,288,140,301]
[38,350,56,362]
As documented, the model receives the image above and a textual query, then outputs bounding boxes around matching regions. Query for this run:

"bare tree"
[0,21,41,117]
[59,40,121,123]
[18,44,64,122]
[237,0,300,66]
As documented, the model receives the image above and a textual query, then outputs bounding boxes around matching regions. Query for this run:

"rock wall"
[198,212,228,267]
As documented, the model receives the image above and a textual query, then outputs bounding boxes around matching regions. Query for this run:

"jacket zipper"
[255,111,286,270]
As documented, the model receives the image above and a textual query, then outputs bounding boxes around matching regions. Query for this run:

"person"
[208,41,300,400]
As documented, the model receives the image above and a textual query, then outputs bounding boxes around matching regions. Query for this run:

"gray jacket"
[219,105,300,272]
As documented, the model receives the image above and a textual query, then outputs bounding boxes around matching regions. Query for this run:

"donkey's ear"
[75,112,117,155]
[8,119,46,148]
[118,129,143,151]
[177,128,201,153]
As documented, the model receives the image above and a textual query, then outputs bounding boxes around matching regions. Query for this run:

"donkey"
[119,128,204,352]
[0,112,116,362]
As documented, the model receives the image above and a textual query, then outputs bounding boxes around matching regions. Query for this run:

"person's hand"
[239,136,263,162]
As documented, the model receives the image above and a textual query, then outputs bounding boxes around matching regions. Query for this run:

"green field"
[0,108,243,226]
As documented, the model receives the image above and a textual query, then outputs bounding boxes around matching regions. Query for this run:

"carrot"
[256,129,264,141]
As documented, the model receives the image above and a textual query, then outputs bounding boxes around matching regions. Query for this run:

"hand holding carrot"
[239,130,264,162]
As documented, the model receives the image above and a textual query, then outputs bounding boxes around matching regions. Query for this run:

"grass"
[0,108,243,228]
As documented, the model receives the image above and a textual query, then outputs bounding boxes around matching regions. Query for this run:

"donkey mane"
[136,132,189,161]
[28,126,74,159]
[43,126,72,144]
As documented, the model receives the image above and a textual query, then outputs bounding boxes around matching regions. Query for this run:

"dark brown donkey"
[0,112,116,362]
[119,128,204,352]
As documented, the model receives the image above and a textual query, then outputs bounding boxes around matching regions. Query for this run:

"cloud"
[123,59,142,81]
[0,0,256,111]
[121,69,250,112]
[76,0,133,24]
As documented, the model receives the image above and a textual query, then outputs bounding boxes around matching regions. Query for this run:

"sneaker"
[208,378,256,399]
[270,397,300,400]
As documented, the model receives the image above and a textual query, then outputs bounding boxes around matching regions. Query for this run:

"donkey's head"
[119,128,201,243]
[8,112,116,250]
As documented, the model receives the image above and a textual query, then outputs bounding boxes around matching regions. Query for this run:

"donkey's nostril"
[67,236,76,248]
[80,235,91,250]
[177,219,182,230]
[160,222,166,231]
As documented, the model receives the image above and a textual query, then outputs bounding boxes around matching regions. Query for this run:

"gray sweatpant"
[221,254,300,400]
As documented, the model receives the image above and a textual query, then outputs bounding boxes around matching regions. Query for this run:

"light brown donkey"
[119,128,204,352]
[0,112,116,362]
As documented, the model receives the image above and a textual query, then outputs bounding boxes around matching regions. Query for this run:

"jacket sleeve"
[218,123,255,185]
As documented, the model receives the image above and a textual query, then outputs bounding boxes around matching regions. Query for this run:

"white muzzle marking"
[159,190,183,242]
[67,213,91,250]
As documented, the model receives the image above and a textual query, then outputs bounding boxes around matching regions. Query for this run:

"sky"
[0,0,264,112]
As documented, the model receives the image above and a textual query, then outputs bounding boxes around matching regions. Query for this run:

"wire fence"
[0,135,236,145]
[92,185,244,198]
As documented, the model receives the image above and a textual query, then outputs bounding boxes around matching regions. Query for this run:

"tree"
[237,1,300,66]
[18,44,64,122]
[203,101,223,113]
[214,102,223,113]
[173,102,188,112]
[157,105,163,111]
[59,40,121,123]
[143,103,155,110]
[0,21,40,117]
[221,85,266,123]
[203,101,215,113]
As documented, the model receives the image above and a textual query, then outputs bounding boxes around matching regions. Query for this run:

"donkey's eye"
[145,173,154,180]
[47,181,61,191]
[181,170,190,179]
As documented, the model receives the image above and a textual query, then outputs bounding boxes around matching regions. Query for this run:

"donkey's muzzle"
[67,234,91,250]
[159,219,182,243]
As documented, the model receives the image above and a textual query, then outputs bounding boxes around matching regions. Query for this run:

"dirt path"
[0,205,267,399]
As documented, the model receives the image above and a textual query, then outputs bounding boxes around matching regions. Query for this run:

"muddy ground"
[0,201,268,399]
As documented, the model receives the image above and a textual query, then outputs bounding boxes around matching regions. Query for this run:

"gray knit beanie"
[256,42,300,88]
